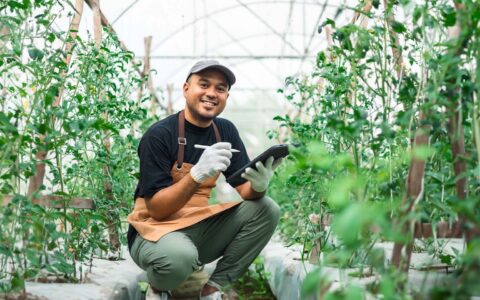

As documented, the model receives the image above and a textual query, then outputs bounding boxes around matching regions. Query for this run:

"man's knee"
[248,196,281,226]
[147,243,199,290]
[261,196,281,224]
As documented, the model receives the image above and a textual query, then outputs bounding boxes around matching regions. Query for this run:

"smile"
[200,100,217,107]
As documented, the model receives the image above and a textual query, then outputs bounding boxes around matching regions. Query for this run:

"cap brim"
[191,64,236,87]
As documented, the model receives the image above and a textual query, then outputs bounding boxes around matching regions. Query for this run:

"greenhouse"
[1,0,480,299]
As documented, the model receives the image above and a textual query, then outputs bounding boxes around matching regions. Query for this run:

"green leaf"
[138,281,149,293]
[413,6,423,24]
[301,268,322,297]
[327,176,360,210]
[37,123,48,134]
[11,273,24,290]
[440,254,453,265]
[344,285,364,300]
[321,18,336,28]
[7,0,29,10]
[0,245,13,257]
[316,51,326,65]
[28,47,44,60]
[25,248,40,267]
[12,40,22,55]
[47,241,57,250]
[391,21,407,33]
[45,85,59,106]
[307,142,332,169]
[441,5,456,27]
[47,32,56,43]
[380,276,395,298]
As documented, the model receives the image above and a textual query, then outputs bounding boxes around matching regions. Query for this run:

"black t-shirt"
[127,111,250,250]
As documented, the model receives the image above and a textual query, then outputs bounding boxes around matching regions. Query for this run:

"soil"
[1,292,47,300]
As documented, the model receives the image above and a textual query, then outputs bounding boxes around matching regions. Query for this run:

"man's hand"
[241,156,283,192]
[190,142,233,183]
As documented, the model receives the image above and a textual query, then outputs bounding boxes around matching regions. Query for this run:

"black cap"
[186,60,236,88]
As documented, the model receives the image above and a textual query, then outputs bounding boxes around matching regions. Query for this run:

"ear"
[183,82,189,97]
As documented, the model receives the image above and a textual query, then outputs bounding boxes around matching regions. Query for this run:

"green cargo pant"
[129,196,280,292]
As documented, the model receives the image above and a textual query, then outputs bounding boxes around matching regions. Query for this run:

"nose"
[205,86,216,99]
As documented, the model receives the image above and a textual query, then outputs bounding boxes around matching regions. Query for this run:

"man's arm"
[145,142,233,221]
[235,181,266,200]
[145,173,200,221]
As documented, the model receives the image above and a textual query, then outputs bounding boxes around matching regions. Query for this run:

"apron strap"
[212,122,221,143]
[177,110,187,169]
[176,110,222,169]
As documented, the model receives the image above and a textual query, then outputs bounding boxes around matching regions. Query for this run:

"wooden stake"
[92,0,102,47]
[91,0,120,251]
[446,3,473,242]
[391,112,430,272]
[351,0,373,26]
[54,0,84,108]
[383,0,405,80]
[143,36,157,116]
[137,35,166,117]
[27,0,84,197]
[166,83,174,115]
[391,1,476,272]
[84,0,142,76]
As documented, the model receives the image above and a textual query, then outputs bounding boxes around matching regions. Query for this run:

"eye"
[199,83,208,88]
[217,86,227,93]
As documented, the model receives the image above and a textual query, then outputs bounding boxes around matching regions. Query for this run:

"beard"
[190,108,213,123]
[186,101,219,124]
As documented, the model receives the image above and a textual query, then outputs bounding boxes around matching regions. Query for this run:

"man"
[127,60,282,300]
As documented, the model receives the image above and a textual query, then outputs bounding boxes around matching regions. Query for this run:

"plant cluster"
[0,0,158,294]
[230,257,276,300]
[269,0,480,298]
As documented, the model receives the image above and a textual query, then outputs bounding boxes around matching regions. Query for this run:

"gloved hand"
[241,156,283,192]
[190,142,232,183]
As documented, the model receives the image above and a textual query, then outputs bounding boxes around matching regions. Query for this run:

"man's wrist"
[189,171,203,184]
[249,187,267,198]
[251,182,268,193]
[189,165,206,184]
[190,164,205,183]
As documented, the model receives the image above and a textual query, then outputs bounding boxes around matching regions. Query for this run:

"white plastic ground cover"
[20,238,467,299]
[260,236,313,300]
[260,237,466,300]
[25,247,146,300]
[23,247,218,300]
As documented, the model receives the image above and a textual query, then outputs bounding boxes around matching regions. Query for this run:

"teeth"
[201,100,216,106]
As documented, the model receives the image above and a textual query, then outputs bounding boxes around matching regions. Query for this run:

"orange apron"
[127,111,242,242]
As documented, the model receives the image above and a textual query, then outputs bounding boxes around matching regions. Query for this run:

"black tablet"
[226,144,289,187]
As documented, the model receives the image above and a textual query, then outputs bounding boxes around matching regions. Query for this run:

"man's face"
[183,69,229,126]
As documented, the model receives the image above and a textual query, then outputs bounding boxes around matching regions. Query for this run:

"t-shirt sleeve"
[223,122,250,187]
[137,131,173,198]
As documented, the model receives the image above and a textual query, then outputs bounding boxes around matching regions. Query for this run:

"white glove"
[190,142,232,183]
[241,156,283,192]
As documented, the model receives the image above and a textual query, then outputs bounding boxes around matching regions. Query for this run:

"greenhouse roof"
[74,1,355,94]
[66,0,356,149]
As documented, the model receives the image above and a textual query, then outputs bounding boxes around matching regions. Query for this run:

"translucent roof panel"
[97,0,351,89]
[75,0,354,152]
